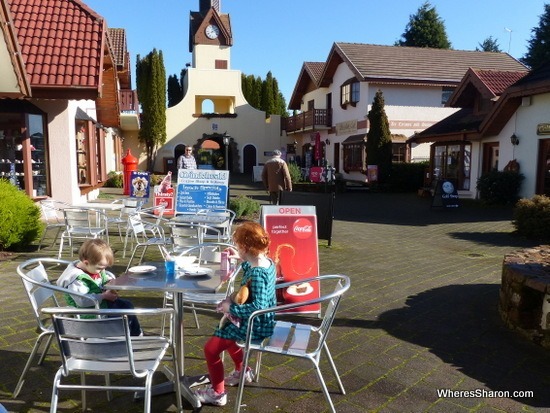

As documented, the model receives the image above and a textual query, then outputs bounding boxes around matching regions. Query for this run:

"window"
[432,142,471,190]
[392,143,407,163]
[340,78,360,108]
[343,141,366,173]
[441,86,454,105]
[0,109,49,198]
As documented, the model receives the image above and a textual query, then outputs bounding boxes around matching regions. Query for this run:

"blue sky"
[83,0,547,105]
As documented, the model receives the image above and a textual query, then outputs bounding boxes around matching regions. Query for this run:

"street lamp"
[223,134,230,171]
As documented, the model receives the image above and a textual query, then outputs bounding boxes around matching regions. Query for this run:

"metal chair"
[37,199,70,250]
[42,306,182,413]
[124,212,170,270]
[197,208,236,243]
[168,221,222,256]
[234,274,351,413]
[105,198,145,241]
[13,258,101,399]
[57,208,108,258]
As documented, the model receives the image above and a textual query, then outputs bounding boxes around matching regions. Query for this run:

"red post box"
[121,149,138,195]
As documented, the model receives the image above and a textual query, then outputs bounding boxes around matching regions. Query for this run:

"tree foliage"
[366,90,392,184]
[476,36,501,52]
[521,4,550,69]
[396,1,451,49]
[136,49,167,171]
[242,72,287,118]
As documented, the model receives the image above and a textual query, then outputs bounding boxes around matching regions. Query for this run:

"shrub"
[229,195,260,219]
[476,170,524,205]
[513,195,550,240]
[104,171,123,188]
[0,179,43,250]
[287,162,303,184]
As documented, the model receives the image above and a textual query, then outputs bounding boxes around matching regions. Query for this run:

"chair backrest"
[197,208,235,236]
[40,199,69,224]
[42,307,172,378]
[127,213,147,238]
[17,258,101,332]
[248,275,351,352]
[177,241,234,264]
[170,222,203,252]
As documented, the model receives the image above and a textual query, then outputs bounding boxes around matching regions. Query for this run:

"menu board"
[262,205,320,314]
[175,169,229,214]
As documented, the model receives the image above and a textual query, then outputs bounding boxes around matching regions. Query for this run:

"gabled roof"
[481,60,550,136]
[189,7,232,53]
[288,62,325,108]
[290,42,527,110]
[7,0,108,100]
[448,68,527,108]
[108,28,131,89]
[0,0,30,97]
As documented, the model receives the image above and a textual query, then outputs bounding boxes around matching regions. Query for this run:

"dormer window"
[341,78,360,108]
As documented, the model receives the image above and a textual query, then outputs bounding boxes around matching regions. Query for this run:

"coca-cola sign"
[293,218,313,239]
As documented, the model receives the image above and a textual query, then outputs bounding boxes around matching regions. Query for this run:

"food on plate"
[295,282,310,294]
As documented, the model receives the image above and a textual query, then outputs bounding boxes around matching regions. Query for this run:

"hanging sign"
[175,169,229,214]
[261,205,320,314]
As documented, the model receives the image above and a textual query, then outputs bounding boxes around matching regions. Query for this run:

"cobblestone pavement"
[1,176,550,413]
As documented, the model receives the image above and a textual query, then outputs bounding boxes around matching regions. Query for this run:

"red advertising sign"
[309,166,323,183]
[262,205,320,314]
[153,186,175,216]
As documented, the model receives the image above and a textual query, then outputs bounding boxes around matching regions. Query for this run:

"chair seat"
[66,227,105,236]
[256,321,312,356]
[181,292,227,305]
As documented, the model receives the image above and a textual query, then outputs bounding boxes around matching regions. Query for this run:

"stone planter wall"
[499,246,550,348]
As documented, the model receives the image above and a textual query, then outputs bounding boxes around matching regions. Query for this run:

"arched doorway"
[243,144,257,174]
[173,144,186,173]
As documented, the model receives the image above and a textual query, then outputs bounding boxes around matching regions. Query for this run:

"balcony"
[119,89,139,113]
[283,109,332,134]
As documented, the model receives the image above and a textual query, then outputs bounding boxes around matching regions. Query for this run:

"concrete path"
[1,175,549,413]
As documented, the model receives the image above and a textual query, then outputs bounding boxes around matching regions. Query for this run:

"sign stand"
[431,179,460,208]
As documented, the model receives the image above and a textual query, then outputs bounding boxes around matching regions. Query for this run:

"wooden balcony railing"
[119,89,139,113]
[282,109,332,133]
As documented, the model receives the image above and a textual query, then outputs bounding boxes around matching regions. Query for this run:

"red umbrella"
[314,132,321,162]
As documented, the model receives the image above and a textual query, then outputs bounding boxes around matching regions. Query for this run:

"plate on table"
[179,266,213,277]
[286,282,314,296]
[128,265,157,274]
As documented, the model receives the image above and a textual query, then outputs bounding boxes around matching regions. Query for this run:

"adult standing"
[177,146,197,169]
[262,149,292,205]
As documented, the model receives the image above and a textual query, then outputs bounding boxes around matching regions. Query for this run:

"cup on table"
[165,260,176,282]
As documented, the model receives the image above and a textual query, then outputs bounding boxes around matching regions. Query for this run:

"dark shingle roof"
[304,62,325,84]
[7,0,105,95]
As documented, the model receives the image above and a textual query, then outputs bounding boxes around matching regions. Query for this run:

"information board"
[175,169,229,214]
[261,205,321,314]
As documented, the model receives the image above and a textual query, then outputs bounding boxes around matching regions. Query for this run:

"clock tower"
[189,0,232,69]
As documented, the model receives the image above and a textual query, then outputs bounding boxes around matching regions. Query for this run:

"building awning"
[391,134,408,143]
[343,134,367,144]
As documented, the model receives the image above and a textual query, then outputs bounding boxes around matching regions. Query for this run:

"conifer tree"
[261,71,275,117]
[397,1,451,49]
[476,36,501,52]
[366,90,392,184]
[521,4,550,69]
[136,49,167,171]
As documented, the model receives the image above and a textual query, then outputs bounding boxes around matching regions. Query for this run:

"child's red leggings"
[204,335,243,394]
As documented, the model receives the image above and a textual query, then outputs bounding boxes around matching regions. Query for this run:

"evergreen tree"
[366,90,392,184]
[167,74,182,107]
[476,36,501,52]
[521,4,550,69]
[397,2,451,49]
[136,49,167,171]
[261,71,275,117]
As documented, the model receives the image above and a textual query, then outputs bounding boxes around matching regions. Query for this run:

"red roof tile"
[7,0,106,97]
[473,69,527,96]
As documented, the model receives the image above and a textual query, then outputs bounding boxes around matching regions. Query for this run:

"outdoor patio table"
[107,261,223,409]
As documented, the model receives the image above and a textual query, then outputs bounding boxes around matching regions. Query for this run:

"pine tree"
[397,1,451,49]
[167,74,183,107]
[476,36,501,52]
[136,49,167,171]
[521,4,550,69]
[366,90,392,184]
[261,71,275,117]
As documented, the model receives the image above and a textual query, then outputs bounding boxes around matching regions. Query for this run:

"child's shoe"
[194,386,227,406]
[224,367,254,386]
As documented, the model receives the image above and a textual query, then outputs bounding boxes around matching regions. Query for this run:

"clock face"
[205,24,220,39]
